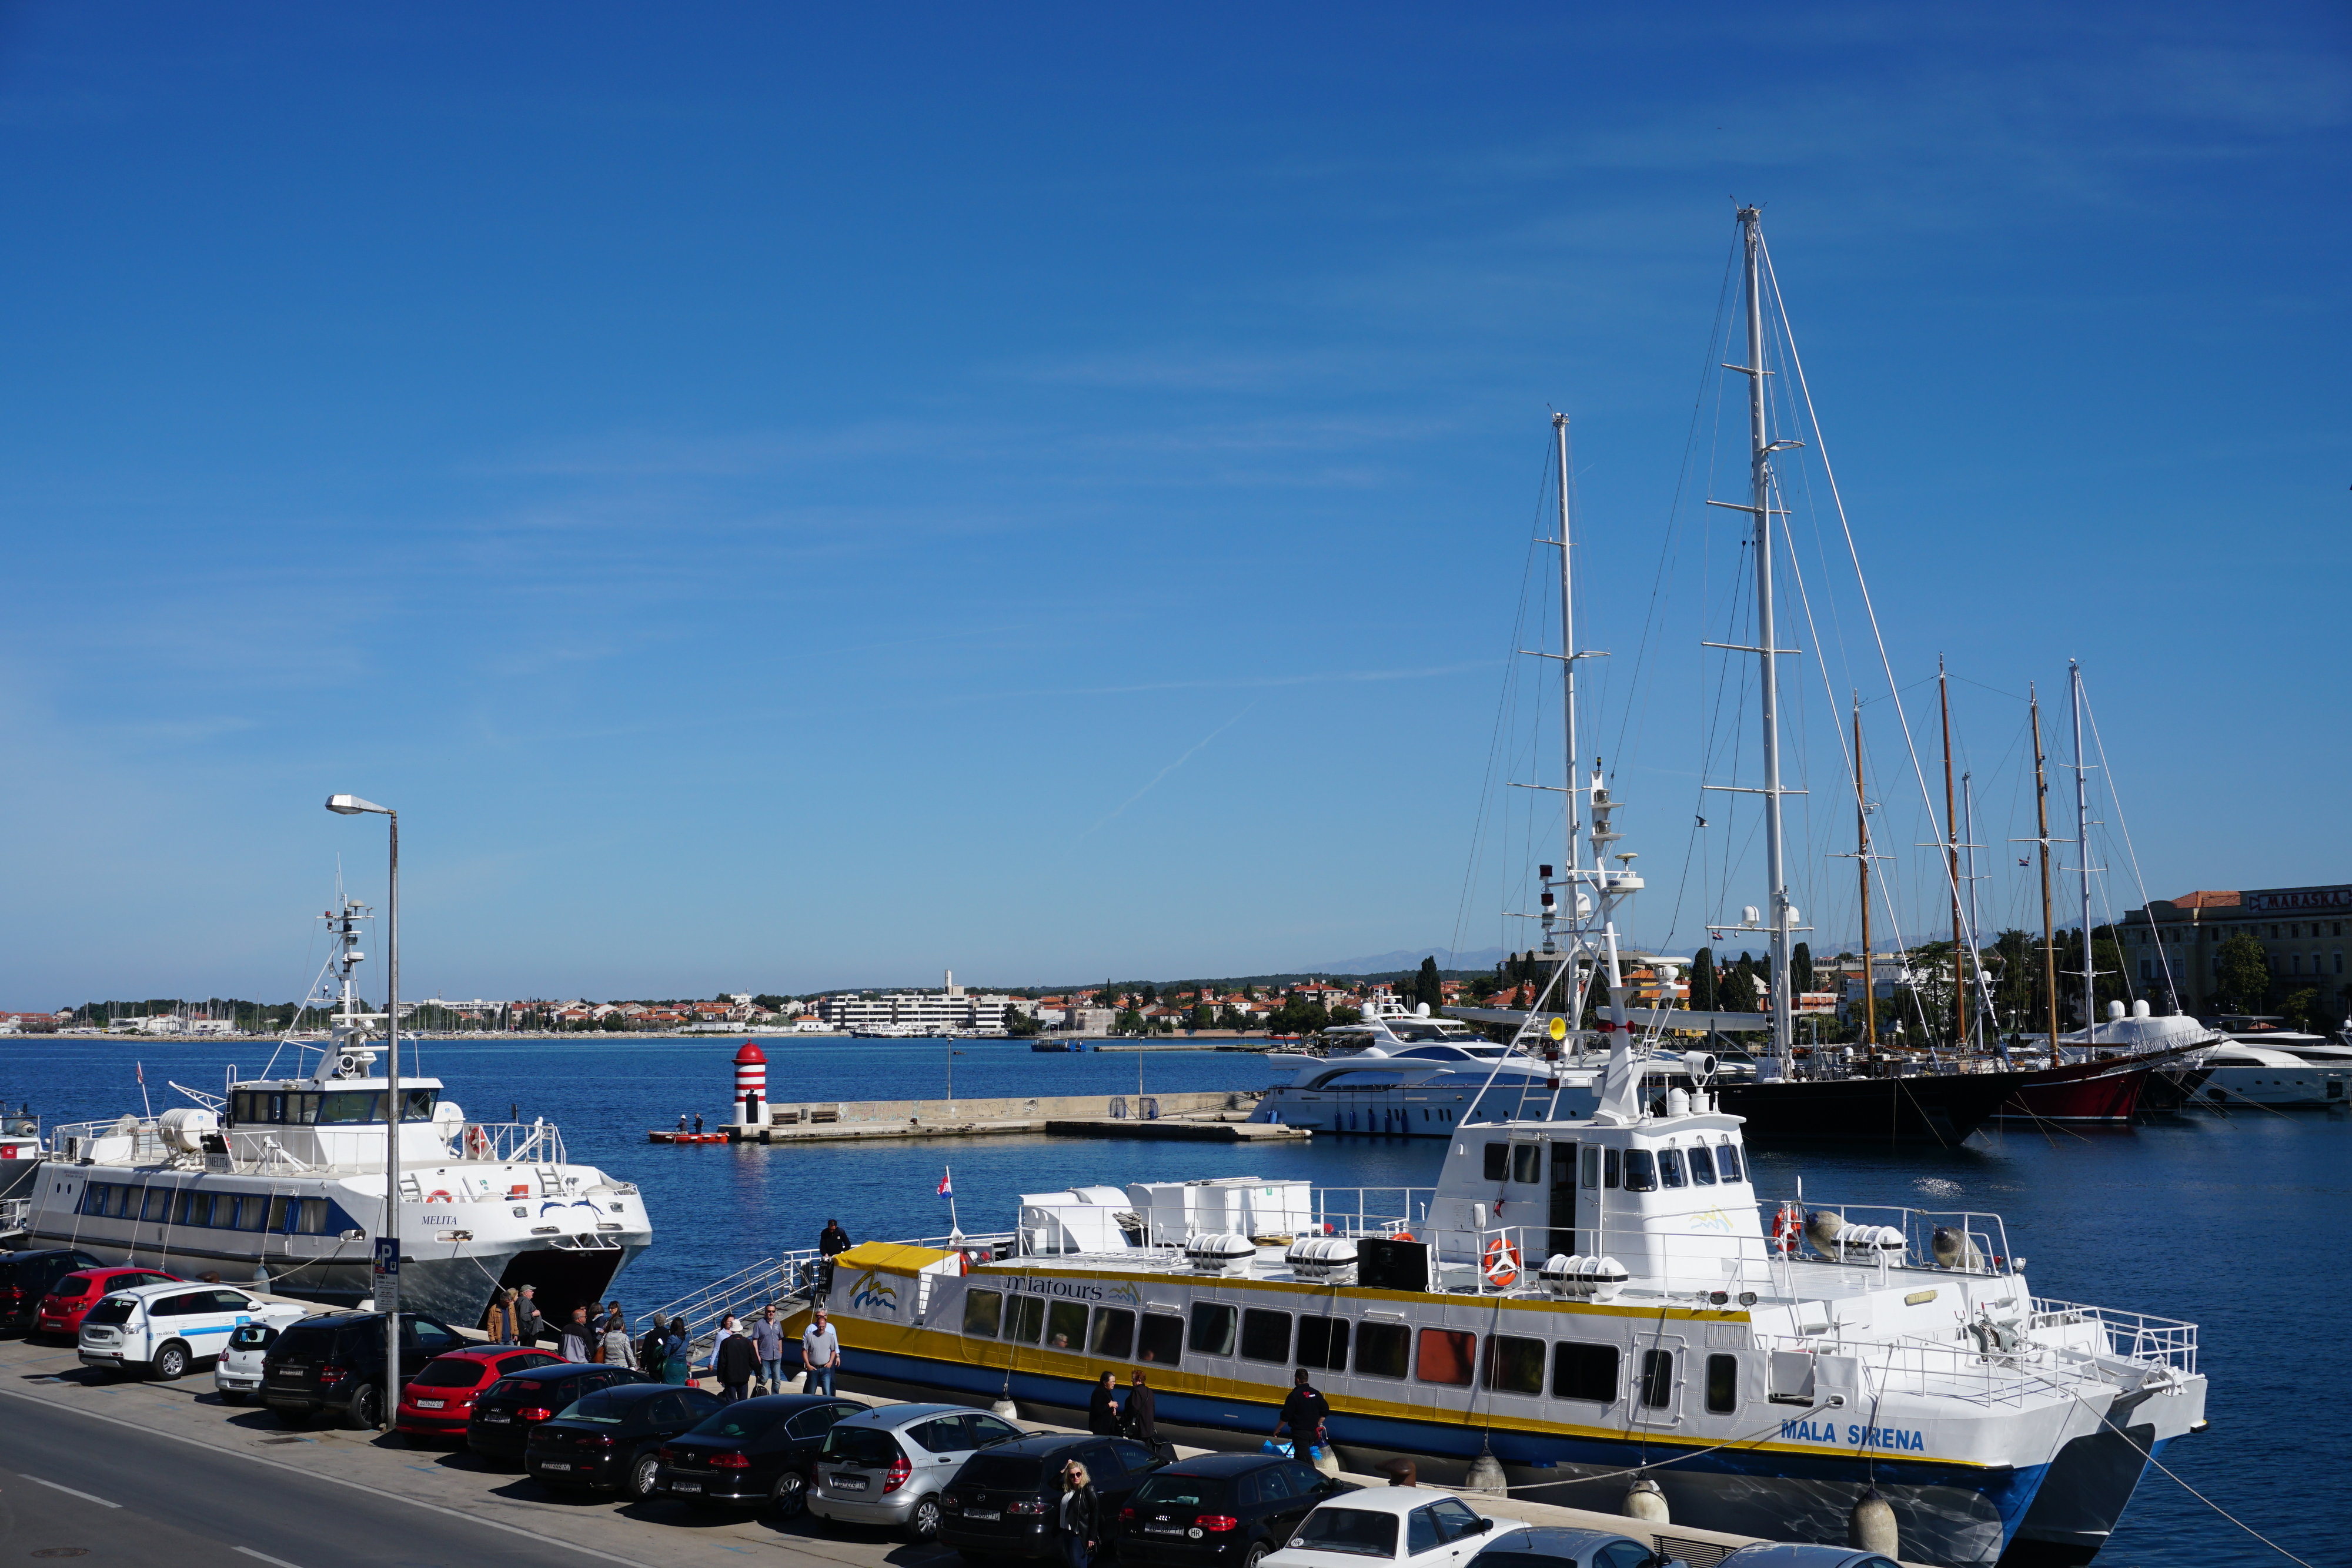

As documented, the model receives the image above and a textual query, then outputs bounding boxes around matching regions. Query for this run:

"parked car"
[523,1382,725,1501]
[0,1249,103,1333]
[808,1403,1027,1543]
[1469,1526,1681,1568]
[1712,1548,1897,1568]
[396,1345,566,1441]
[76,1280,308,1381]
[943,1433,1171,1560]
[34,1266,178,1340]
[467,1361,653,1466]
[215,1320,278,1403]
[1262,1489,1519,1568]
[259,1309,470,1429]
[654,1393,866,1513]
[1115,1453,1357,1568]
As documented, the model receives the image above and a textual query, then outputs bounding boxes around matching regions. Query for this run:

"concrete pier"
[731,1089,1308,1143]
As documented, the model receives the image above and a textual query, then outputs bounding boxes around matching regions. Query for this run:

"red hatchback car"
[397,1346,565,1440]
[35,1267,180,1340]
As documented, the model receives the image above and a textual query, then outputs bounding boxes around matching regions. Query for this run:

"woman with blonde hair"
[1055,1458,1099,1568]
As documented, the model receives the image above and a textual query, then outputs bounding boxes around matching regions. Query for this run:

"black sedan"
[1117,1452,1357,1568]
[1471,1526,1685,1568]
[942,1434,1167,1561]
[656,1393,867,1513]
[525,1382,725,1501]
[467,1362,654,1465]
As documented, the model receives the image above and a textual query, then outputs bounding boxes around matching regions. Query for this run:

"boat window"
[1481,1334,1545,1395]
[266,1195,292,1232]
[962,1289,1003,1339]
[400,1089,437,1122]
[1623,1151,1658,1192]
[1603,1148,1621,1188]
[1686,1146,1718,1185]
[1188,1302,1237,1357]
[289,1093,319,1125]
[296,1198,332,1235]
[1137,1312,1183,1367]
[1715,1141,1743,1182]
[175,1190,207,1226]
[1638,1349,1673,1407]
[1579,1146,1599,1189]
[1705,1353,1738,1413]
[1240,1308,1292,1363]
[109,1185,135,1218]
[1296,1315,1349,1370]
[1354,1321,1409,1379]
[1416,1328,1476,1386]
[1481,1144,1508,1181]
[1090,1307,1135,1359]
[141,1186,171,1223]
[317,1091,383,1125]
[1007,1296,1045,1344]
[1658,1150,1686,1188]
[265,1092,287,1123]
[1045,1300,1088,1350]
[1552,1341,1619,1402]
[233,1195,269,1232]
[1511,1145,1541,1184]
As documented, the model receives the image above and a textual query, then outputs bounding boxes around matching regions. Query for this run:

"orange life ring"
[427,1189,454,1203]
[463,1125,492,1160]
[1772,1203,1802,1254]
[1392,1230,1415,1243]
[1481,1238,1521,1288]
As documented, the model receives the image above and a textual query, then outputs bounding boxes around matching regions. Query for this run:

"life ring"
[1481,1238,1521,1289]
[1392,1230,1415,1243]
[463,1125,492,1160]
[426,1189,454,1203]
[1772,1203,1803,1254]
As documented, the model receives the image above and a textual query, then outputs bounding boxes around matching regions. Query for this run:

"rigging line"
[1758,240,1989,992]
[2057,1385,2316,1568]
[2079,677,2181,1004]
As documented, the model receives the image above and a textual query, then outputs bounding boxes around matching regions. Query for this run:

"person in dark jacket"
[1275,1368,1329,1451]
[1125,1370,1158,1448]
[1055,1459,1100,1568]
[817,1218,852,1295]
[1086,1370,1122,1435]
[512,1283,545,1346]
[558,1306,594,1365]
[713,1329,759,1403]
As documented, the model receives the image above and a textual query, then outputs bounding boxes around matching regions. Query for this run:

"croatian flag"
[938,1171,953,1199]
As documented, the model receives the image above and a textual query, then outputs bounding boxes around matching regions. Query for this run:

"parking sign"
[373,1238,399,1276]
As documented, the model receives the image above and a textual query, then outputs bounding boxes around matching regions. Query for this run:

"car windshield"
[229,1324,276,1350]
[693,1406,787,1442]
[1131,1475,1232,1509]
[412,1359,487,1389]
[84,1296,138,1326]
[560,1389,640,1425]
[821,1426,903,1467]
[958,1454,1045,1489]
[1292,1507,1399,1558]
[272,1325,344,1359]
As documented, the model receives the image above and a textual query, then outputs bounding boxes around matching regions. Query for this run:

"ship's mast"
[2071,661,2097,1044]
[1555,413,1581,888]
[1852,696,1875,1063]
[1940,660,1964,1052]
[2031,687,2060,1047]
[1963,769,1986,1051]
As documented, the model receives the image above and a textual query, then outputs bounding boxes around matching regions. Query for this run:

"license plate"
[542,1462,572,1472]
[416,1399,446,1409]
[671,1480,701,1493]
[482,1415,513,1423]
[967,1509,1001,1522]
[1145,1525,1186,1535]
[833,1475,868,1491]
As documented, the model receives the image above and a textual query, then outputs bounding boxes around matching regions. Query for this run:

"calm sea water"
[5,1033,2343,1567]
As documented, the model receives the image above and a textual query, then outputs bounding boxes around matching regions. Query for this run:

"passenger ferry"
[15,897,653,1325]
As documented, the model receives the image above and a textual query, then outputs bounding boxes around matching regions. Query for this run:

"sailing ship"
[15,895,653,1324]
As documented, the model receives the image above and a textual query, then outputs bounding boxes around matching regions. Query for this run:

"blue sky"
[2,4,2345,1005]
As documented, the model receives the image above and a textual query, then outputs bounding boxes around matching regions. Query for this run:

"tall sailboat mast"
[1939,660,1963,1051]
[1554,413,1581,888]
[2070,660,2097,1044]
[1851,695,1875,1062]
[2030,686,2060,1046]
[1963,769,1984,1050]
[1730,205,1795,1064]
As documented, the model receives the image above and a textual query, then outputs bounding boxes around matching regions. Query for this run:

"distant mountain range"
[1297,945,1506,978]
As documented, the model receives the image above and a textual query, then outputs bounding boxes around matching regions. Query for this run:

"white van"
[79,1280,309,1381]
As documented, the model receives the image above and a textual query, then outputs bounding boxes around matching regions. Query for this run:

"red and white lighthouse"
[733,1039,768,1127]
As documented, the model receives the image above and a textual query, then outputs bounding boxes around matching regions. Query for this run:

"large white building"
[816,971,1018,1035]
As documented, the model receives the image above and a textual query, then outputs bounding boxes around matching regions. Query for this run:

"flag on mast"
[938,1170,953,1198]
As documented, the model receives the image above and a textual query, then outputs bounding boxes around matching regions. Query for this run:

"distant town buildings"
[2119,884,2351,1019]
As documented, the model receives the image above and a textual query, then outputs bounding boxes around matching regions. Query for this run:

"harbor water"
[5,1032,2344,1567]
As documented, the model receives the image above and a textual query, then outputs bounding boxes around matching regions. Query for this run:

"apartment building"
[2117,884,2351,1017]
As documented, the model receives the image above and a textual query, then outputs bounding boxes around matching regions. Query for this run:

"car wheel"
[906,1495,943,1543]
[623,1450,662,1503]
[769,1470,808,1517]
[346,1382,385,1430]
[1244,1542,1272,1568]
[151,1342,191,1381]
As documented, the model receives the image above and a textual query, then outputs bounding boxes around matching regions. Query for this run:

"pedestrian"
[818,1217,851,1295]
[694,1112,704,1135]
[800,1306,841,1398]
[1055,1459,1100,1568]
[512,1283,544,1347]
[637,1315,666,1370]
[601,1310,638,1370]
[677,1113,689,1132]
[1087,1370,1122,1436]
[483,1289,513,1345]
[750,1304,789,1395]
[559,1305,594,1365]
[1274,1368,1329,1455]
[660,1316,692,1385]
[714,1325,759,1403]
[1125,1369,1158,1449]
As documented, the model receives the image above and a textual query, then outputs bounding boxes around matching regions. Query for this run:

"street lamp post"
[326,793,399,1428]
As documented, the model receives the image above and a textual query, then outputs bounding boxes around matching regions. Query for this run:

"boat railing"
[644,1230,1016,1355]
[1311,1187,1433,1237]
[2029,1296,2198,1375]
[446,1119,569,1166]
[1762,1199,2017,1276]
[48,1115,171,1164]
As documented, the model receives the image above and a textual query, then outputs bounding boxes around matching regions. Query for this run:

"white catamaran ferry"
[15,897,652,1325]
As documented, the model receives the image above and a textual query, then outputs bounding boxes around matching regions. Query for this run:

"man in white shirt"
[800,1306,841,1397]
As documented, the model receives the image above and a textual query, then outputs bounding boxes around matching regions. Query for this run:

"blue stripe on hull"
[841,1346,2046,1566]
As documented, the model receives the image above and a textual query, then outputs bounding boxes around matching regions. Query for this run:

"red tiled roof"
[2164,890,2241,909]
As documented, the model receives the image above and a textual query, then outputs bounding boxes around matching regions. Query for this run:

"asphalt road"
[0,1390,650,1568]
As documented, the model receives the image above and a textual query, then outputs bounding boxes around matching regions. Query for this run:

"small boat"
[648,1130,731,1144]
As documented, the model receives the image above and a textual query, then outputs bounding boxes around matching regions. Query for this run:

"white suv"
[79,1281,309,1382]
[215,1320,281,1404]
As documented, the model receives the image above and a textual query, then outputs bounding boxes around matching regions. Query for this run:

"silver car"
[807,1403,1025,1542]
